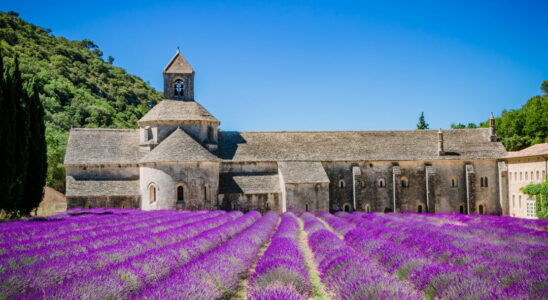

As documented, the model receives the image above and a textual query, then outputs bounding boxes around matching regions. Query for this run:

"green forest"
[1,11,546,195]
[0,11,161,192]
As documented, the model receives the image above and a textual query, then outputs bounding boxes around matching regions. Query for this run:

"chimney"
[438,129,445,156]
[489,112,497,142]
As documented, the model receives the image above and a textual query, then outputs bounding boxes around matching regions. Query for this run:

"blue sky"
[2,0,547,131]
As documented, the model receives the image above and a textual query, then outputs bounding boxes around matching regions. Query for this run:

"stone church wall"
[218,193,281,213]
[285,183,329,213]
[322,160,501,214]
[140,162,220,210]
[68,196,140,209]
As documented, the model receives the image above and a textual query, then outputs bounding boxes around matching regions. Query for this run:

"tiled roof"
[138,100,219,124]
[506,143,548,158]
[140,128,219,163]
[219,173,280,194]
[218,129,507,162]
[65,176,140,197]
[278,161,330,183]
[64,129,143,165]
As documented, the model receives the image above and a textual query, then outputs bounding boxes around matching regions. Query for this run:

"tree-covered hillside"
[0,11,162,191]
[451,82,547,152]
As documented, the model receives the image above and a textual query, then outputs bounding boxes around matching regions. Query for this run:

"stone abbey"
[65,50,514,215]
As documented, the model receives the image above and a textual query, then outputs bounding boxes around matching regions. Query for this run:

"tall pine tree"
[10,57,30,218]
[23,80,47,215]
[0,54,47,218]
[0,53,17,216]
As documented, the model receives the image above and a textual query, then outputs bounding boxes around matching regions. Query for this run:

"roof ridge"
[70,128,138,132]
[222,128,489,134]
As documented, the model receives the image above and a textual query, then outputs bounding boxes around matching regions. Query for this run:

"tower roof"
[140,128,219,163]
[138,100,219,125]
[164,49,194,74]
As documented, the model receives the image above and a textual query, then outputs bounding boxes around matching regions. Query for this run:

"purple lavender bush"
[248,212,310,299]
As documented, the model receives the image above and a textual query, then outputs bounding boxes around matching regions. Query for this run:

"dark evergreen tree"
[10,57,30,217]
[23,80,47,215]
[0,54,17,216]
[416,111,429,130]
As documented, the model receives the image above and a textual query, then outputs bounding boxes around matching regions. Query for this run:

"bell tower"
[163,48,194,101]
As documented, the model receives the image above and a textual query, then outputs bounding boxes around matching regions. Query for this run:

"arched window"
[512,195,515,208]
[537,171,540,181]
[177,186,185,204]
[305,203,310,212]
[450,177,458,187]
[232,202,238,210]
[519,195,522,208]
[338,179,346,189]
[378,178,386,188]
[343,203,351,212]
[520,172,523,181]
[484,177,488,187]
[514,172,517,181]
[480,177,484,187]
[364,204,371,213]
[149,184,157,204]
[530,171,533,181]
[173,79,184,97]
[417,205,423,213]
[459,204,465,214]
[478,204,484,215]
[525,172,528,181]
[266,202,270,211]
[401,177,409,188]
[509,172,512,181]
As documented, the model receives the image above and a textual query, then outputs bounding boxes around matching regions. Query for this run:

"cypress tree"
[23,80,47,215]
[0,54,17,217]
[9,57,30,218]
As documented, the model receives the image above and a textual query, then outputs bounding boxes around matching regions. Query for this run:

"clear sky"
[2,0,547,131]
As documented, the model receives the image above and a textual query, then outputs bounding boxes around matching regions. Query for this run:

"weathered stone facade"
[64,50,511,215]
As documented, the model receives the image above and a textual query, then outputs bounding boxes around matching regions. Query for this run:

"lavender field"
[0,209,546,299]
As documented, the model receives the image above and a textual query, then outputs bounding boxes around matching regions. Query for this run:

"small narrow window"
[459,204,464,214]
[364,204,371,213]
[401,177,409,188]
[525,172,528,181]
[266,202,270,210]
[149,185,157,204]
[543,170,546,180]
[514,172,517,181]
[478,205,484,215]
[305,203,310,212]
[520,172,523,181]
[512,195,515,208]
[509,172,512,181]
[232,202,237,210]
[480,177,484,187]
[530,171,533,181]
[519,195,522,209]
[203,185,209,202]
[378,178,386,188]
[177,186,184,204]
[418,205,423,213]
[536,171,540,181]
[484,177,488,187]
[338,179,346,189]
[207,126,214,141]
[451,177,458,187]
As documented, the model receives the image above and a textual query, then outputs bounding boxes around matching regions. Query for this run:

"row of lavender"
[319,212,548,299]
[1,210,244,297]
[1,209,546,299]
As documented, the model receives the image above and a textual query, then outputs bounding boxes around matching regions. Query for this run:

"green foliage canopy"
[0,12,162,192]
[520,182,548,219]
